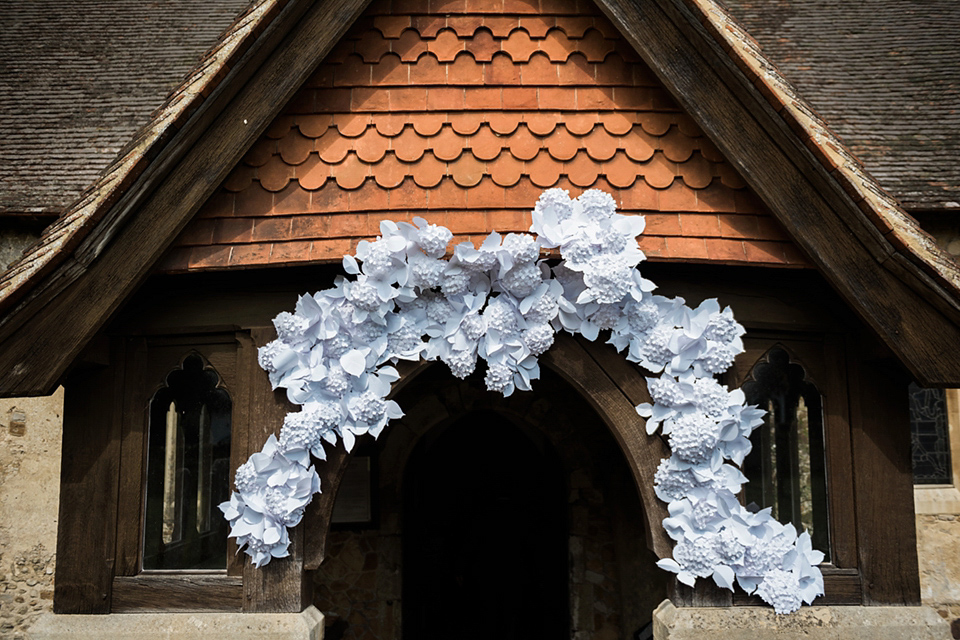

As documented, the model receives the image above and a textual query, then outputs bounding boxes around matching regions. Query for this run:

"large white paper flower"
[756,569,803,614]
[224,187,824,616]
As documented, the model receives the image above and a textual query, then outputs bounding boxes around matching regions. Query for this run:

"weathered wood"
[114,335,241,575]
[817,334,858,570]
[302,448,350,570]
[542,334,672,559]
[112,575,243,612]
[847,347,921,605]
[732,569,861,606]
[0,0,374,397]
[54,342,124,613]
[114,338,148,576]
[593,0,960,385]
[730,333,859,570]
[243,327,311,612]
[670,580,733,607]
[229,333,257,577]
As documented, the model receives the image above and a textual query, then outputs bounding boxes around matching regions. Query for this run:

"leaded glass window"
[909,383,952,485]
[742,346,830,558]
[143,353,231,570]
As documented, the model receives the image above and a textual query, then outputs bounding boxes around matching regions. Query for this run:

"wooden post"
[242,328,311,612]
[848,350,921,605]
[53,342,123,613]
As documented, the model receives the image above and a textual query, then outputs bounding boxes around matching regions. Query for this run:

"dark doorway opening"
[402,411,568,640]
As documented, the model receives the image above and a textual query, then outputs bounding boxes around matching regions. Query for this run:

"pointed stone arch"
[302,332,671,569]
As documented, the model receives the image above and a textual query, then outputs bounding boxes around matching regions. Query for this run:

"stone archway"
[304,333,671,638]
[303,333,671,569]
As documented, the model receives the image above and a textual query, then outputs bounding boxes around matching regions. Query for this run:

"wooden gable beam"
[592,0,960,386]
[0,0,371,397]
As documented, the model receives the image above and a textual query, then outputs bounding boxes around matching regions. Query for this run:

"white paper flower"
[229,186,822,616]
[353,390,386,424]
[698,344,737,374]
[582,254,633,304]
[535,187,574,222]
[356,238,398,280]
[273,312,309,342]
[409,253,446,289]
[441,269,471,297]
[597,227,628,254]
[443,349,478,379]
[501,261,542,298]
[693,378,730,417]
[590,302,623,330]
[234,460,258,494]
[522,323,555,356]
[561,237,597,266]
[347,281,381,312]
[459,313,486,341]
[524,288,560,324]
[578,188,617,221]
[321,364,351,397]
[716,528,746,565]
[484,362,514,393]
[641,326,675,368]
[415,218,454,258]
[501,233,539,264]
[648,376,687,408]
[424,292,454,325]
[704,308,743,344]
[674,535,721,579]
[756,569,803,614]
[483,297,519,334]
[669,411,721,464]
[322,333,352,360]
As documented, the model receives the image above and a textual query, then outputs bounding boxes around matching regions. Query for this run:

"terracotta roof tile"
[162,0,808,272]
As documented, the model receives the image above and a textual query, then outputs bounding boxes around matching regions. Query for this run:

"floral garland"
[219,188,824,614]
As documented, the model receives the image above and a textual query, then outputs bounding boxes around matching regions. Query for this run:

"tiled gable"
[161,0,807,271]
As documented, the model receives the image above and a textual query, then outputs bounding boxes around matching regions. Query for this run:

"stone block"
[652,599,951,640]
[26,606,324,640]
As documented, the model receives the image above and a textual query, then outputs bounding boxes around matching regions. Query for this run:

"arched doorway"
[308,338,670,639]
[402,411,568,640]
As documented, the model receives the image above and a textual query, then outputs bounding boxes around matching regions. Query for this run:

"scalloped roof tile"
[161,0,805,272]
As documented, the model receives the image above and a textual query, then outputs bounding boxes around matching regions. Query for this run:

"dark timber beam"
[594,0,960,386]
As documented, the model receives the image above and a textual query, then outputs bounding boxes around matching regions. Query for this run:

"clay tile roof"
[161,1,804,272]
[687,0,960,299]
[0,0,285,309]
[718,0,960,212]
[0,0,255,217]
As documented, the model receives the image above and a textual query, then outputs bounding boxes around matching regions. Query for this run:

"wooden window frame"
[727,330,861,605]
[111,331,249,612]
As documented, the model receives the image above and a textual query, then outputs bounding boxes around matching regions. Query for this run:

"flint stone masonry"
[652,599,951,640]
[916,513,960,627]
[25,606,325,639]
[0,390,63,639]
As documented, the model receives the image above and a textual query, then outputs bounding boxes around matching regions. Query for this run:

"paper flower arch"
[219,188,825,614]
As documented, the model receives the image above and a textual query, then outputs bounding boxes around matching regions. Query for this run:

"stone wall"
[0,390,63,639]
[917,514,960,637]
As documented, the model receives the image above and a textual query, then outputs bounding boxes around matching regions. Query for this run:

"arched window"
[143,353,232,570]
[741,346,830,558]
[909,383,952,485]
